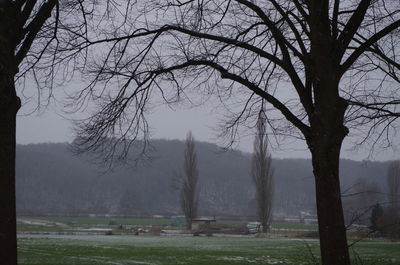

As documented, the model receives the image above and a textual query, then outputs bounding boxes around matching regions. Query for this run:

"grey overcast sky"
[16,93,400,161]
[13,2,400,163]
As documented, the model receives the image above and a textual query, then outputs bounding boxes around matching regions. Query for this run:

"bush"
[376,208,400,238]
[370,203,383,231]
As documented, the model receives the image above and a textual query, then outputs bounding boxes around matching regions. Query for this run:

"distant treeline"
[16,140,391,223]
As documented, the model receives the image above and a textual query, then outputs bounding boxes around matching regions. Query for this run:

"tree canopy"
[71,2,399,265]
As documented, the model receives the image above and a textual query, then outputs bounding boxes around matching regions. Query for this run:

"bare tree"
[387,160,400,210]
[252,110,274,233]
[74,1,400,264]
[0,1,136,263]
[0,2,60,262]
[1,2,81,263]
[181,131,199,230]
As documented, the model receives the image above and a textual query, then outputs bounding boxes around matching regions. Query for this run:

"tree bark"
[311,146,350,265]
[307,5,352,261]
[308,96,350,265]
[0,4,20,261]
[0,76,20,265]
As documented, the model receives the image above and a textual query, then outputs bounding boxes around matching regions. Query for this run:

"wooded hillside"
[16,140,390,222]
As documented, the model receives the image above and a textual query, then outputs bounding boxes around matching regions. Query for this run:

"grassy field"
[18,234,400,265]
[18,216,172,227]
[17,216,318,235]
[17,216,399,264]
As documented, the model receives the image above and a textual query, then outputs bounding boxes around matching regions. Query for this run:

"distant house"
[246,222,262,233]
[191,217,216,230]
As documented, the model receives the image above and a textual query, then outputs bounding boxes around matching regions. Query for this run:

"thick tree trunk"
[308,5,351,258]
[0,5,20,261]
[0,79,20,265]
[311,143,350,265]
[308,94,351,265]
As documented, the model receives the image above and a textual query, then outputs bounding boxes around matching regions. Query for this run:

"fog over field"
[16,140,390,224]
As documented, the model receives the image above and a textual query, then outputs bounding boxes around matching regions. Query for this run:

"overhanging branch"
[144,59,311,137]
[341,19,400,75]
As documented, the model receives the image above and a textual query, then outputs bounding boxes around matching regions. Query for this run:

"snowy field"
[18,234,400,265]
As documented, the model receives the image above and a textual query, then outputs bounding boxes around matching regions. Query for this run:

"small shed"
[191,217,216,230]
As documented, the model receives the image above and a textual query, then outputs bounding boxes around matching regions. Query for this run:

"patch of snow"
[76,228,112,231]
[218,256,285,264]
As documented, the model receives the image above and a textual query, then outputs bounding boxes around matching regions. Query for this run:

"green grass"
[17,223,67,233]
[17,216,398,264]
[17,217,176,235]
[18,234,400,265]
[18,216,172,226]
[271,221,317,231]
[17,216,318,235]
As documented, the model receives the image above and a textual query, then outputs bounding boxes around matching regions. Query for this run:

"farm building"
[191,217,216,230]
